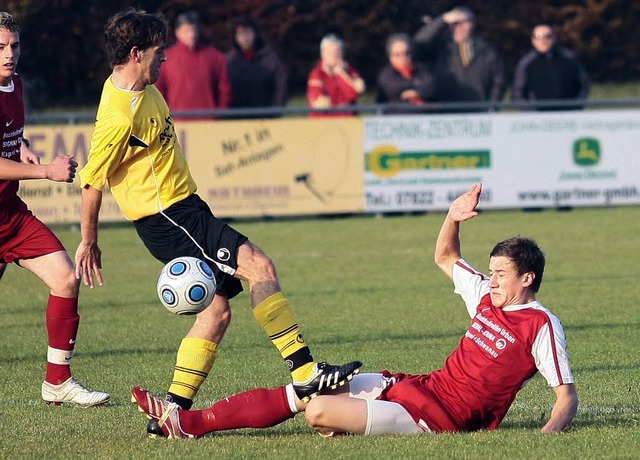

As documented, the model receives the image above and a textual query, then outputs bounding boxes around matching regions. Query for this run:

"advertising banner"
[18,117,365,224]
[181,117,364,217]
[364,111,640,212]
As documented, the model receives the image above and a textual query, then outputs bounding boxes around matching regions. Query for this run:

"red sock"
[181,386,294,436]
[45,295,79,384]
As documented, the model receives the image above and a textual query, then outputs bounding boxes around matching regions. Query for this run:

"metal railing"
[26,98,640,125]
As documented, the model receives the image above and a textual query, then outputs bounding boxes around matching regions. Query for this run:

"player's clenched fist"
[45,155,78,183]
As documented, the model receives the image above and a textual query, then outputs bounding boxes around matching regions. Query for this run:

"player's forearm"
[434,214,461,277]
[541,386,579,433]
[80,185,103,244]
[0,157,47,180]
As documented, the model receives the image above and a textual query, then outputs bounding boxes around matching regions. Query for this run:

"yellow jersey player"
[74,9,361,438]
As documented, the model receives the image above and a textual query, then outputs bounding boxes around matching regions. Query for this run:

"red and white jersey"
[0,74,25,206]
[380,258,574,432]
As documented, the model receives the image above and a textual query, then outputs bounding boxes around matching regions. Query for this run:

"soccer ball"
[157,256,216,315]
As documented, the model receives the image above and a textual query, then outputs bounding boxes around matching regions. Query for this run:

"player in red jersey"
[0,12,109,407]
[132,183,578,437]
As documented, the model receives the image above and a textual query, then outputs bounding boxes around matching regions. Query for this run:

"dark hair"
[385,33,413,57]
[490,237,545,293]
[104,9,168,68]
[0,12,19,33]
[532,23,556,37]
[230,15,264,51]
[175,10,200,28]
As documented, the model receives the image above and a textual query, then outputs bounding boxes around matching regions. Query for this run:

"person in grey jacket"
[512,23,589,111]
[413,6,505,110]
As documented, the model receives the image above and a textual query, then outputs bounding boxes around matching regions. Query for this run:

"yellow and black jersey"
[80,77,196,221]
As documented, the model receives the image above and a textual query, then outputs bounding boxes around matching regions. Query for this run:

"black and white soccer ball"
[157,256,216,315]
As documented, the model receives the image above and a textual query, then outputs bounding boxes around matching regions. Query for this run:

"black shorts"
[133,194,248,299]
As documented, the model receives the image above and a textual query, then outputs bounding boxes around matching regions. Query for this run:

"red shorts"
[377,370,462,433]
[0,198,65,263]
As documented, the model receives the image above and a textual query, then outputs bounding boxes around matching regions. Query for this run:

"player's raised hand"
[447,183,482,223]
[75,241,104,289]
[45,155,78,183]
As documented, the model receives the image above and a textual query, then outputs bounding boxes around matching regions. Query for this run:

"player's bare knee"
[53,269,80,297]
[237,242,278,283]
[304,399,327,430]
[198,298,231,326]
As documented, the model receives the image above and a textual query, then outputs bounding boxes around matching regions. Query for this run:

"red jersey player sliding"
[0,12,109,406]
[132,183,578,437]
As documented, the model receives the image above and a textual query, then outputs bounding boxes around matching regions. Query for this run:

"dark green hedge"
[5,0,638,108]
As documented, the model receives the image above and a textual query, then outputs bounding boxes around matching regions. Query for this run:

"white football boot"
[42,377,110,407]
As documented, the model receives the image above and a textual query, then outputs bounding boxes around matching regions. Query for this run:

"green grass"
[1,207,639,459]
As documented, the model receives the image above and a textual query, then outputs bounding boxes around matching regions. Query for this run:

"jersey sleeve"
[79,111,132,191]
[452,259,490,318]
[531,311,575,387]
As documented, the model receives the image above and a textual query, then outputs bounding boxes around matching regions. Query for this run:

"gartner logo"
[366,144,490,178]
[573,137,601,166]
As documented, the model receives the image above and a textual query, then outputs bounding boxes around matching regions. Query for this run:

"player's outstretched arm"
[541,383,579,433]
[434,183,482,279]
[0,155,77,182]
[75,185,104,289]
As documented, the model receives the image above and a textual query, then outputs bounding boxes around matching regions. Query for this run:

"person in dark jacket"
[376,33,435,113]
[226,15,287,117]
[512,23,589,111]
[413,6,505,110]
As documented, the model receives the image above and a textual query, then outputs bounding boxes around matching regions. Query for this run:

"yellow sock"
[253,292,315,382]
[168,337,217,402]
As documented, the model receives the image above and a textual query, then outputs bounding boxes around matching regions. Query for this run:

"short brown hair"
[104,9,167,68]
[490,237,545,293]
[0,12,20,33]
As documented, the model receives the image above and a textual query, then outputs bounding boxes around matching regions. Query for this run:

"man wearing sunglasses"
[512,23,590,110]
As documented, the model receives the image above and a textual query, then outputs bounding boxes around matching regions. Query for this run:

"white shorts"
[349,373,424,436]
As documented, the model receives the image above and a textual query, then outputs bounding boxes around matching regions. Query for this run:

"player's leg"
[0,261,7,279]
[19,250,110,406]
[305,395,369,435]
[299,372,419,436]
[132,372,377,438]
[305,396,422,436]
[132,383,300,438]
[235,241,362,401]
[133,203,237,436]
[164,293,231,410]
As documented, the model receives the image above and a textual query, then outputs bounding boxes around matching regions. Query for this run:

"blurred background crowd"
[4,0,638,114]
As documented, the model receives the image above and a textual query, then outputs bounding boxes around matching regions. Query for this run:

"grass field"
[1,206,639,459]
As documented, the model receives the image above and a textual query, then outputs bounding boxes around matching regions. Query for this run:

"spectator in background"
[512,23,589,110]
[155,10,230,119]
[226,15,287,118]
[376,33,435,113]
[413,6,505,110]
[307,34,365,117]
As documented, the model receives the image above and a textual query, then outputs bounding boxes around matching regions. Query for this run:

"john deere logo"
[573,138,601,166]
[367,144,490,178]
